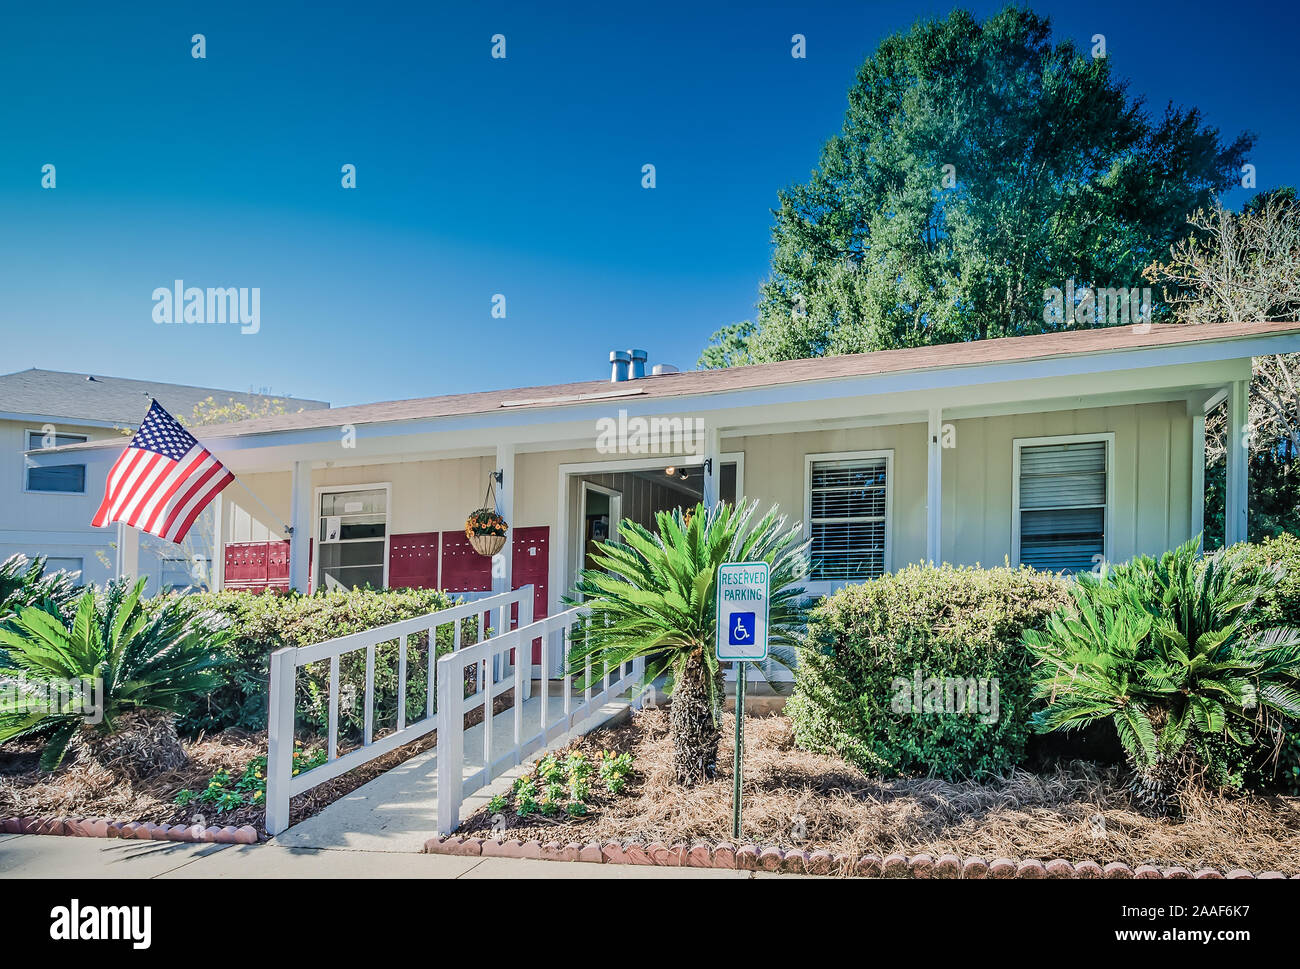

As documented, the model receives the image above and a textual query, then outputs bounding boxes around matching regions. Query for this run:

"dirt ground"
[461,707,1300,873]
[0,693,513,838]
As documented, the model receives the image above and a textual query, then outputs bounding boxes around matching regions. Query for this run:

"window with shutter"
[1015,438,1108,574]
[808,455,889,581]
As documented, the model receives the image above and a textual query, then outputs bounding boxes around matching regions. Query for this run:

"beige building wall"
[221,400,1197,595]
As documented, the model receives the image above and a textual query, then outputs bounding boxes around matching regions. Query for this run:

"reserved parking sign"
[715,561,770,661]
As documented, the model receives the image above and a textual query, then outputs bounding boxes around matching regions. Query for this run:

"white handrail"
[435,607,644,833]
[265,586,533,836]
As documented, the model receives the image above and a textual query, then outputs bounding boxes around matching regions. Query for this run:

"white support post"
[1191,413,1206,545]
[210,492,224,592]
[265,647,296,836]
[288,460,312,591]
[116,523,140,583]
[436,652,464,834]
[701,425,721,508]
[493,444,515,595]
[926,408,943,564]
[1225,380,1249,546]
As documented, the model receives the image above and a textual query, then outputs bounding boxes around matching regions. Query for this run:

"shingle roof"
[183,320,1300,439]
[35,322,1300,452]
[0,369,329,426]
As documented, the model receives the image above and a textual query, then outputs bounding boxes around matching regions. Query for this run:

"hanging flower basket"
[466,473,508,556]
[466,473,508,557]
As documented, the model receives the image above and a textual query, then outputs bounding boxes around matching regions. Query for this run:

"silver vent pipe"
[628,348,648,379]
[610,350,631,382]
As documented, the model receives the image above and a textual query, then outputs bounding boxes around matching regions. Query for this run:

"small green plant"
[598,750,633,793]
[173,746,324,814]
[489,748,636,823]
[538,755,565,785]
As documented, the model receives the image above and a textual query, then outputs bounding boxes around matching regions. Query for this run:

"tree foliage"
[1145,188,1300,545]
[700,5,1251,366]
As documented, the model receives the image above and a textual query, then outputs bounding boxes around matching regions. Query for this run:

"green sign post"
[715,561,770,840]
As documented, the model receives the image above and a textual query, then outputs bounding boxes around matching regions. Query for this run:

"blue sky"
[1,0,1296,408]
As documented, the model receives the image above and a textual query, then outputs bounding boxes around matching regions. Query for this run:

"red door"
[511,526,550,664]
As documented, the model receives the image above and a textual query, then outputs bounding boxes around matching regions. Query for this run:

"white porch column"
[926,408,942,564]
[701,425,721,508]
[1225,379,1249,546]
[493,444,515,594]
[288,460,312,592]
[1191,413,1206,544]
[116,523,139,583]
[210,492,224,592]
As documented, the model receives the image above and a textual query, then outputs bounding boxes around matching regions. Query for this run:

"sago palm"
[0,554,81,621]
[1027,538,1300,813]
[0,578,228,775]
[567,500,809,785]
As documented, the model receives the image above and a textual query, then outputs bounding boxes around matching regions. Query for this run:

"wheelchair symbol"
[728,612,756,646]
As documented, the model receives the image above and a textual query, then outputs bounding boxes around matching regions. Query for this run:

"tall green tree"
[701,5,1252,366]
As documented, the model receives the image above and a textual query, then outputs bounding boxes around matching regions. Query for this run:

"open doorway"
[562,458,740,597]
[579,481,622,573]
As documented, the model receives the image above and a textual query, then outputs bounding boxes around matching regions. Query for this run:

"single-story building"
[31,323,1300,650]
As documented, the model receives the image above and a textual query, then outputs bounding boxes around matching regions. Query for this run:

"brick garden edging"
[423,835,1295,879]
[1,815,260,845]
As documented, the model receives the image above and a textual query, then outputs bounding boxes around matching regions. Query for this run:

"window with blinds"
[808,456,888,581]
[1017,440,1107,574]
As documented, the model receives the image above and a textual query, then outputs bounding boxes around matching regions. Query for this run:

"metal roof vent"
[609,350,632,383]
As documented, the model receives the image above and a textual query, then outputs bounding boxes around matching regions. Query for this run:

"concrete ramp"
[274,690,635,853]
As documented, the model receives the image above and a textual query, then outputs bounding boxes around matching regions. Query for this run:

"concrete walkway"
[273,683,637,853]
[0,834,762,879]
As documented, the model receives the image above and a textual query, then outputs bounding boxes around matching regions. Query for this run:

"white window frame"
[313,482,392,590]
[1012,433,1114,571]
[23,428,89,495]
[803,449,894,593]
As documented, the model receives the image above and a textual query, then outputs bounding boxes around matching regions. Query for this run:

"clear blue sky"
[1,1,1295,407]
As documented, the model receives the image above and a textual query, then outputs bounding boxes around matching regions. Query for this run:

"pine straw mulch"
[0,692,514,839]
[460,707,1300,874]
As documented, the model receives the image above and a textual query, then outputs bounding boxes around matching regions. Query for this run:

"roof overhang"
[29,324,1300,475]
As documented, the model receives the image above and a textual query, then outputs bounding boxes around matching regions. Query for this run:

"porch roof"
[40,320,1300,454]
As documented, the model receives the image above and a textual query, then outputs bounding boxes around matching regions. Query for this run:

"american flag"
[91,400,235,544]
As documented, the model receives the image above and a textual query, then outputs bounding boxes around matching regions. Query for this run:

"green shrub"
[0,553,81,621]
[0,579,227,771]
[787,562,1069,780]
[1233,533,1300,793]
[173,586,479,739]
[1026,539,1300,812]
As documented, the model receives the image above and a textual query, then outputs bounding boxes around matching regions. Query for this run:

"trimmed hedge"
[787,563,1070,780]
[175,586,477,740]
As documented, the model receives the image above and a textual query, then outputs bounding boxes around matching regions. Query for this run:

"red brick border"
[1,815,260,845]
[422,835,1296,879]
